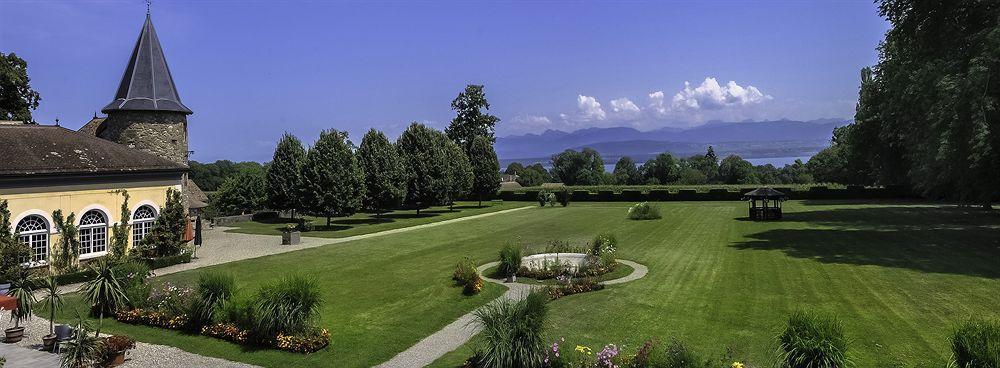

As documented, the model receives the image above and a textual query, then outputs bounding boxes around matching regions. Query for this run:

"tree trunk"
[97,310,103,338]
[478,194,483,208]
[326,216,331,227]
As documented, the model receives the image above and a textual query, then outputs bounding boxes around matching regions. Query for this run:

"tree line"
[505,146,815,187]
[803,0,999,208]
[211,85,502,222]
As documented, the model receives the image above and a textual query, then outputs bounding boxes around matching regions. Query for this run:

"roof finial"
[146,0,151,15]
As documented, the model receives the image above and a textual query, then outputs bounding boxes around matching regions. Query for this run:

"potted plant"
[101,335,135,367]
[80,258,127,337]
[4,269,35,343]
[39,276,63,351]
[61,317,102,368]
[281,224,301,245]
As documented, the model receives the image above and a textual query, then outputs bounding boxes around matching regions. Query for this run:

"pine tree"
[299,129,364,227]
[468,136,501,207]
[357,129,406,219]
[140,188,186,258]
[446,85,500,152]
[444,138,473,210]
[397,123,450,214]
[266,133,306,217]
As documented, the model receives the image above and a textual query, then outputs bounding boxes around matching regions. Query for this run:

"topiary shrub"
[497,242,522,278]
[951,318,1000,368]
[627,202,662,220]
[778,311,851,368]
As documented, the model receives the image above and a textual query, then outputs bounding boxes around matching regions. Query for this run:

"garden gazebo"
[743,187,787,220]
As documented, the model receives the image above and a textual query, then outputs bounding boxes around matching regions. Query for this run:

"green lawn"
[223,201,511,238]
[46,201,999,368]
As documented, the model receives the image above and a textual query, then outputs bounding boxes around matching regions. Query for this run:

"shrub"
[557,189,571,207]
[453,257,483,295]
[101,335,135,358]
[113,261,151,289]
[951,318,1000,368]
[627,202,662,220]
[591,233,617,256]
[148,282,196,316]
[546,278,604,300]
[537,190,549,207]
[498,242,522,278]
[189,273,237,329]
[545,240,585,254]
[251,275,322,339]
[778,311,851,368]
[649,340,708,368]
[547,192,558,207]
[61,318,103,368]
[296,219,314,232]
[142,252,192,269]
[474,290,548,367]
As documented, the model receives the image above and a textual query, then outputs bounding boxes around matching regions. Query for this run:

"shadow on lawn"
[732,206,1000,278]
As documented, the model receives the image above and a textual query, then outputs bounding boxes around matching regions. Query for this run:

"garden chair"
[53,324,74,353]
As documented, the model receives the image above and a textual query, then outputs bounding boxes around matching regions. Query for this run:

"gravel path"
[0,310,257,368]
[376,259,648,368]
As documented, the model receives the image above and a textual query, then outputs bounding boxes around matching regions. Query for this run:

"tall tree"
[397,123,450,213]
[299,129,364,226]
[718,155,756,184]
[0,52,41,123]
[357,129,406,218]
[139,188,186,258]
[840,0,1000,207]
[214,166,267,216]
[266,133,306,217]
[444,138,474,210]
[446,85,501,152]
[550,148,605,186]
[640,153,680,184]
[612,156,641,185]
[468,136,501,207]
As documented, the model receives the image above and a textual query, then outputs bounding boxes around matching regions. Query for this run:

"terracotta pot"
[106,351,126,367]
[4,326,24,343]
[42,333,57,350]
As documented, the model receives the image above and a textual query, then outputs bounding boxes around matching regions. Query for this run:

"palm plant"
[473,290,548,368]
[5,268,36,329]
[80,258,127,337]
[60,316,102,368]
[778,311,852,368]
[39,276,64,337]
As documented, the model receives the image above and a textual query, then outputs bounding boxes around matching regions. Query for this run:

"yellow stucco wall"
[1,177,181,267]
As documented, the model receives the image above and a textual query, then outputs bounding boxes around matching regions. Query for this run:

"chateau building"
[0,14,205,268]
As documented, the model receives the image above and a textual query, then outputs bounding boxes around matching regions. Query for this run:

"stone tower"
[99,14,192,167]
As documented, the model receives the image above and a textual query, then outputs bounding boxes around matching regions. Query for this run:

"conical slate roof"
[102,14,192,114]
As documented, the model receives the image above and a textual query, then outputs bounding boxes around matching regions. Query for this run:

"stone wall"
[99,110,189,167]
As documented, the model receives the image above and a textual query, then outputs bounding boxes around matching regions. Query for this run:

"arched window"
[132,205,157,245]
[79,210,108,257]
[16,215,49,264]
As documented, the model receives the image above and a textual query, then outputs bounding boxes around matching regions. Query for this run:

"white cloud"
[576,95,606,121]
[609,98,641,120]
[670,77,771,110]
[648,91,668,117]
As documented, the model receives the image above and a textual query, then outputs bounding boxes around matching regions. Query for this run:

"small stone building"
[0,13,205,269]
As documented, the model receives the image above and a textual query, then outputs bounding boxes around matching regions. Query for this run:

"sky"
[0,0,890,162]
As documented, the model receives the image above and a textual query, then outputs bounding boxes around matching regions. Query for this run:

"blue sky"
[1,1,889,162]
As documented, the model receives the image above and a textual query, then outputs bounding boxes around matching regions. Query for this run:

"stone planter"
[505,275,517,283]
[42,333,57,351]
[4,326,24,343]
[282,231,300,245]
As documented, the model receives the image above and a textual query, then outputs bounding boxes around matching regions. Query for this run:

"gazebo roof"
[743,187,788,199]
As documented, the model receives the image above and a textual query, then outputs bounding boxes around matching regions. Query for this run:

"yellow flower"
[574,345,593,354]
[732,362,744,368]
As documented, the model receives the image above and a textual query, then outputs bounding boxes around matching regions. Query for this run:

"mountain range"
[495,118,850,164]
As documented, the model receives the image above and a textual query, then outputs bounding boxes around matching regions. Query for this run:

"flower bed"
[545,278,605,300]
[117,310,330,353]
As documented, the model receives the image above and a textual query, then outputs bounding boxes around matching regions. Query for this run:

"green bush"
[951,318,1000,368]
[142,252,192,269]
[627,202,662,220]
[557,189,571,207]
[53,269,97,285]
[251,275,322,339]
[648,340,708,368]
[537,190,549,207]
[497,242,522,278]
[591,233,617,256]
[473,290,548,368]
[778,311,851,368]
[452,257,482,295]
[190,273,237,329]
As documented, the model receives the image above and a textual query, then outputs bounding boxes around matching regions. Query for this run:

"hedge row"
[498,185,914,202]
[48,253,192,285]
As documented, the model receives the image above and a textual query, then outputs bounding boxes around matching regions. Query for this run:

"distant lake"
[503,155,816,173]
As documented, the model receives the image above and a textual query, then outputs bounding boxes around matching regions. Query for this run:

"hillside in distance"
[495,119,850,161]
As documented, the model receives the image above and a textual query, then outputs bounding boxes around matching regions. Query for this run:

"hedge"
[142,252,193,269]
